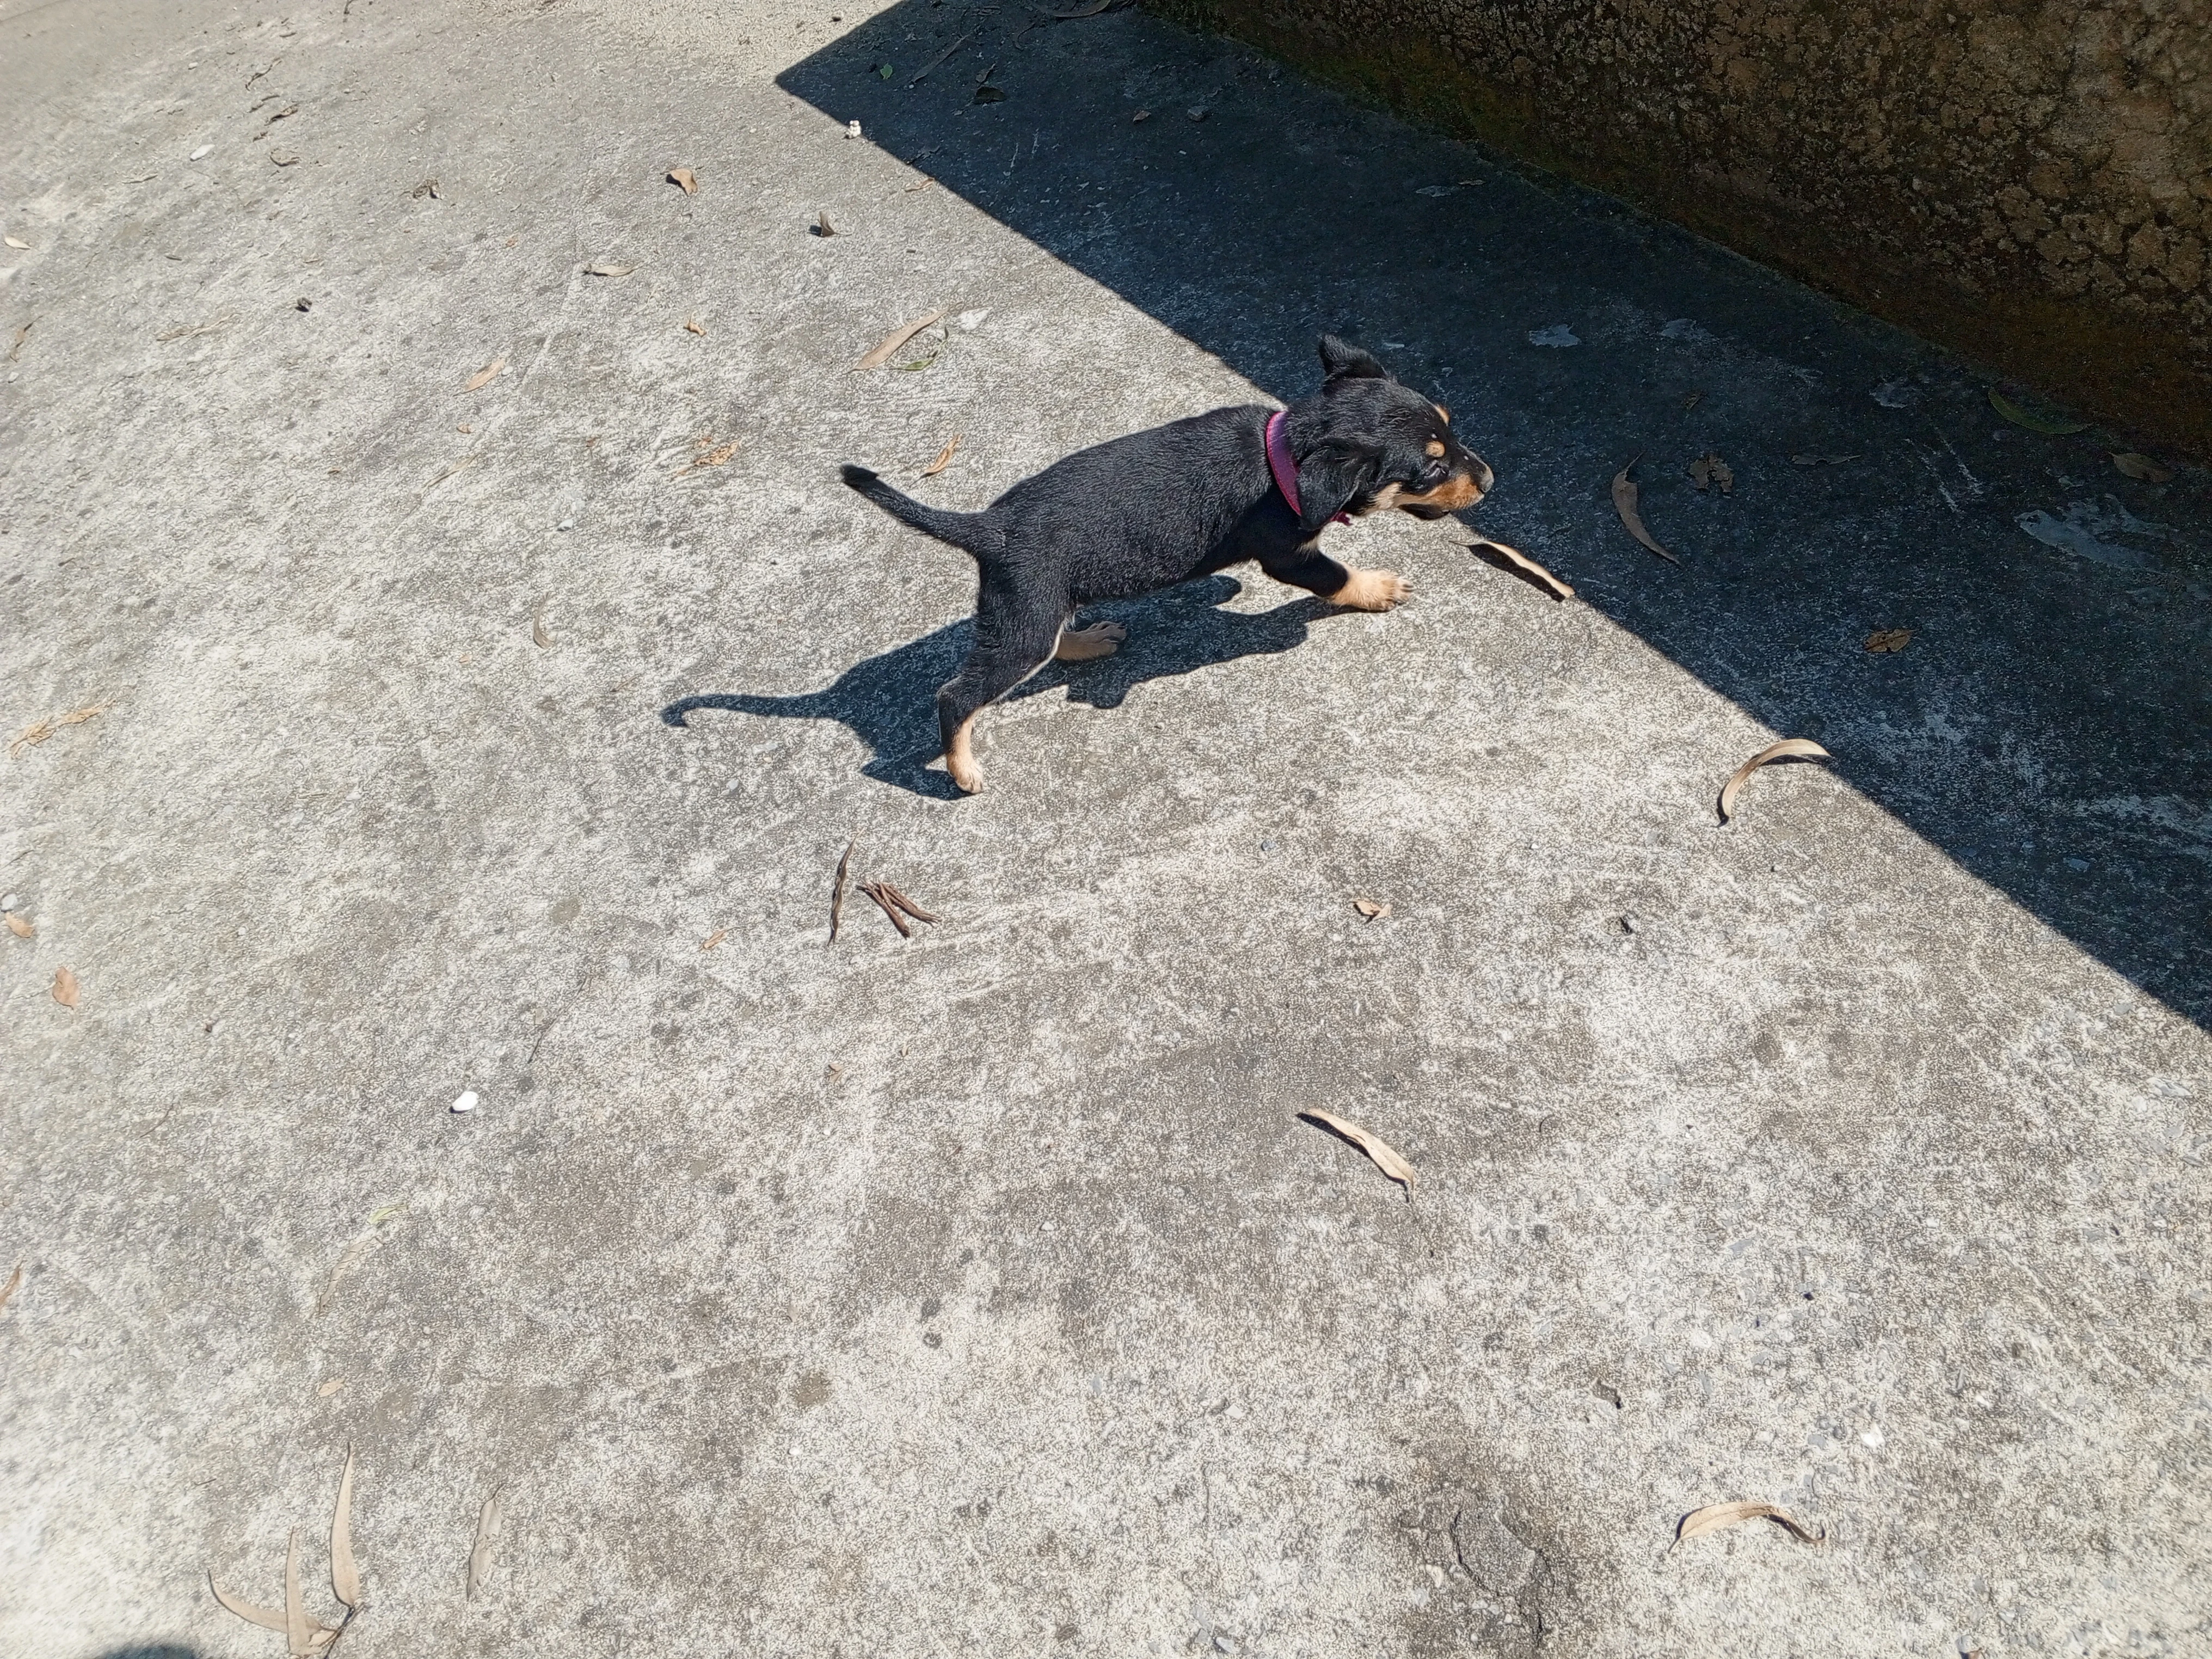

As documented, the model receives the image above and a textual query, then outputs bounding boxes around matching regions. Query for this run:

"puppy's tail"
[840,464,999,556]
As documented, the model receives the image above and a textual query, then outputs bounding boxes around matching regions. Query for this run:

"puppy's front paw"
[1054,621,1127,662]
[1330,568,1411,611]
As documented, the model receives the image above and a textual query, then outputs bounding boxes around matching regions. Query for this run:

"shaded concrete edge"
[1145,0,2212,463]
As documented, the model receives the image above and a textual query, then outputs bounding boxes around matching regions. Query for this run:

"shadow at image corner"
[663,575,1327,798]
[92,1646,205,1659]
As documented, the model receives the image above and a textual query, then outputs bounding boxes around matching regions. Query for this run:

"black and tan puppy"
[840,335,1492,793]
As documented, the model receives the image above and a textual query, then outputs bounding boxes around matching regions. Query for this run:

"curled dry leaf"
[285,1529,312,1656]
[1675,1500,1824,1546]
[2111,451,2172,484]
[582,259,635,277]
[1611,456,1679,563]
[684,316,705,336]
[1686,452,1734,494]
[1473,538,1574,601]
[1300,1109,1416,1196]
[700,927,727,952]
[815,211,835,238]
[921,434,962,477]
[9,322,29,361]
[4,236,29,250]
[209,1576,337,1645]
[862,880,913,939]
[318,1377,346,1397]
[531,612,553,649]
[1352,899,1391,921]
[331,1446,361,1609]
[829,837,857,942]
[0,1262,21,1313]
[1717,739,1832,824]
[857,308,947,370]
[696,439,740,468]
[466,1486,504,1600]
[7,912,32,938]
[1790,453,1862,466]
[1988,387,2088,436]
[907,29,975,85]
[1863,628,1913,653]
[878,883,939,924]
[462,357,505,392]
[52,966,80,1010]
[667,167,698,194]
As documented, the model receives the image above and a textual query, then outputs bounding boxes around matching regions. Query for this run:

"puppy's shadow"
[663,576,1325,797]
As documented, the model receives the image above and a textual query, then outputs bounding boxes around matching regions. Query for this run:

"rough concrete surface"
[2,2,2209,1657]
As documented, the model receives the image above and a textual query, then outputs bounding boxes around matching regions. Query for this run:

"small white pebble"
[0,893,18,912]
[450,1090,480,1114]
[845,120,862,140]
[1860,1426,1885,1449]
[957,308,988,331]
[556,517,575,531]
[189,143,213,161]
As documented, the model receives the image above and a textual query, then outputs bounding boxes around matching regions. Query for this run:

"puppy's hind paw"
[1054,620,1127,662]
[1329,568,1411,612]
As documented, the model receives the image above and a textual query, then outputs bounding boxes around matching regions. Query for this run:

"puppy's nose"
[1466,456,1495,496]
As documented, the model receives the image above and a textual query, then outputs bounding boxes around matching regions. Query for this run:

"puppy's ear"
[1317,334,1393,384]
[1295,437,1383,534]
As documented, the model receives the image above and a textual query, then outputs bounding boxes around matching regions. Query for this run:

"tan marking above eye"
[1435,403,1451,423]
[1425,439,1447,458]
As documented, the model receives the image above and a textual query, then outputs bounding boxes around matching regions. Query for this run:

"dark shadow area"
[765,2,2211,1025]
[665,575,1323,796]
[91,1647,204,1659]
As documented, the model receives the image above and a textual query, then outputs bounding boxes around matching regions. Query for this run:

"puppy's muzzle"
[1401,453,1494,518]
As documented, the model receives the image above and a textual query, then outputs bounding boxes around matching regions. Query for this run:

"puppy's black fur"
[841,335,1492,793]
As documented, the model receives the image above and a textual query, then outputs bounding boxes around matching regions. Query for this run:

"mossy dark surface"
[1150,0,2210,459]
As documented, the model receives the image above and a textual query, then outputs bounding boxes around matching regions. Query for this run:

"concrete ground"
[4,1,2209,1656]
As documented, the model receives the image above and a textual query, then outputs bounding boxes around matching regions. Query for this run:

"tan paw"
[1054,620,1127,662]
[1329,568,1411,611]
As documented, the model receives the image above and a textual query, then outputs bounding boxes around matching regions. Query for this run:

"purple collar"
[1265,410,1350,527]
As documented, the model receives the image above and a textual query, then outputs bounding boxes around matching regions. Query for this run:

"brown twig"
[829,838,857,942]
[877,882,939,924]
[861,881,912,938]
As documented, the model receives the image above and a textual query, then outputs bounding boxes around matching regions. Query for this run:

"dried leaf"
[285,1529,312,1656]
[1299,1109,1416,1196]
[920,434,962,477]
[530,610,552,648]
[0,1263,20,1312]
[410,179,440,200]
[3,236,28,250]
[1681,391,1703,410]
[829,837,857,942]
[6,912,31,938]
[270,150,300,167]
[317,1377,346,1397]
[1472,538,1574,602]
[582,259,635,277]
[1717,739,1832,824]
[683,316,705,336]
[1863,628,1913,653]
[1132,109,1151,122]
[466,1486,503,1599]
[815,211,835,238]
[52,966,79,1010]
[1989,387,2087,436]
[696,439,740,468]
[2111,451,2172,484]
[972,84,1006,104]
[8,322,29,361]
[908,30,976,85]
[210,1576,336,1642]
[1611,456,1679,563]
[906,176,937,192]
[462,357,505,392]
[878,883,939,924]
[1675,1500,1824,1546]
[857,308,947,370]
[1351,899,1391,921]
[1789,453,1861,466]
[331,1446,361,1608]
[1687,452,1733,494]
[700,927,727,952]
[862,881,913,938]
[667,167,698,194]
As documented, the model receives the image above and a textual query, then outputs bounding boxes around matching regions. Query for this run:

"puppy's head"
[1289,335,1494,533]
